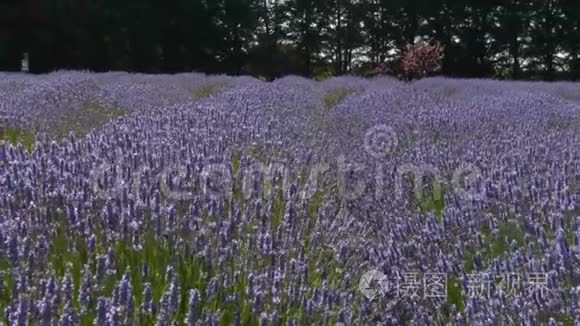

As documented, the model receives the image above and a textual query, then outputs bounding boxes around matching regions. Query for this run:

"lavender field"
[0,71,579,325]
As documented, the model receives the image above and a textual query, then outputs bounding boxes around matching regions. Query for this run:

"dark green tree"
[283,0,329,76]
[0,1,24,71]
[527,0,566,80]
[560,0,580,80]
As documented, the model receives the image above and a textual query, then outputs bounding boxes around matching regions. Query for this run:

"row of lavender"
[0,71,579,324]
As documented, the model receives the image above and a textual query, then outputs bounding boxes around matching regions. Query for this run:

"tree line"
[0,0,579,80]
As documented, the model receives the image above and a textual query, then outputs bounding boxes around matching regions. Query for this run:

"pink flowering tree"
[400,41,444,81]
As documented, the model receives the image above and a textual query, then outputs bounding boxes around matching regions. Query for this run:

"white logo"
[359,270,388,300]
[364,124,398,159]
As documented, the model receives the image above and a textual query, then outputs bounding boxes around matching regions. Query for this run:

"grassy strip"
[193,84,227,100]
[55,102,125,139]
[323,88,357,110]
[0,127,36,152]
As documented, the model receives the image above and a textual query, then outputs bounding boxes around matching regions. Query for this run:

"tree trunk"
[510,38,520,79]
[336,3,342,74]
